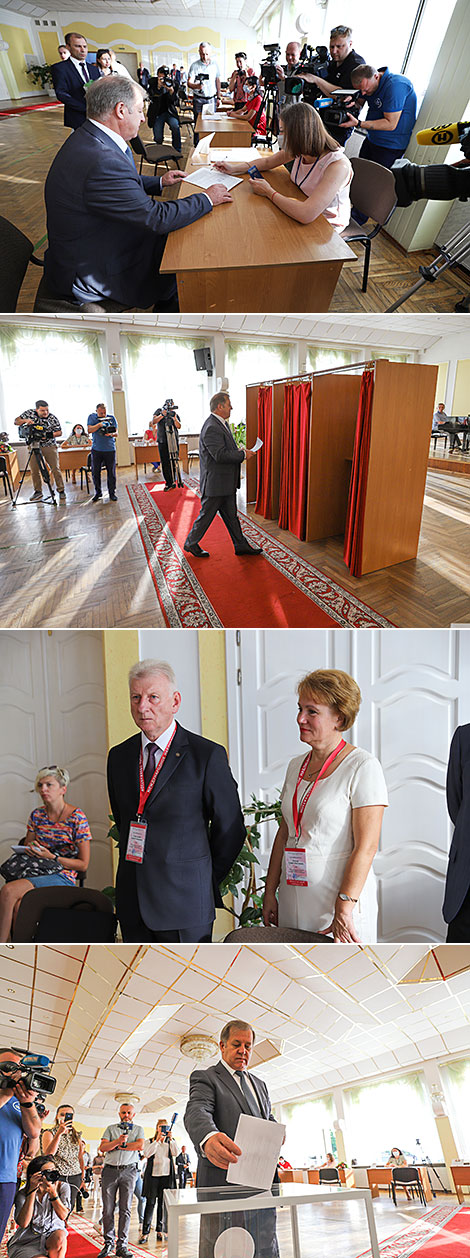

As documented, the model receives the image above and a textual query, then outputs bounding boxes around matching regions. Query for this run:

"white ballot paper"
[250,437,263,452]
[184,167,242,192]
[226,1115,286,1191]
[191,134,214,162]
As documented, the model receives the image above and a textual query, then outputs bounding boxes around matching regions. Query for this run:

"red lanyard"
[292,740,346,838]
[137,726,177,818]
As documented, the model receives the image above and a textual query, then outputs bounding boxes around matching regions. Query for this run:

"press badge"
[125,820,147,863]
[285,847,308,886]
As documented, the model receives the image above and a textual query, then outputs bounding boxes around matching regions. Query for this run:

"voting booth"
[245,359,438,577]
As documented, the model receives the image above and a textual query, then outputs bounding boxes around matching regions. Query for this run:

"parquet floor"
[1,103,469,314]
[1,465,469,628]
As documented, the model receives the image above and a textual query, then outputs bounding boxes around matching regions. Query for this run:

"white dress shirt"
[70,55,90,84]
[141,719,177,772]
[142,1135,178,1176]
[89,119,129,154]
[200,1058,260,1151]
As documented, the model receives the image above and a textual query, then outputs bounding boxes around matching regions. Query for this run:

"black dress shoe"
[97,1245,113,1258]
[92,493,102,503]
[109,493,118,501]
[115,1247,133,1258]
[184,543,210,557]
[234,543,263,555]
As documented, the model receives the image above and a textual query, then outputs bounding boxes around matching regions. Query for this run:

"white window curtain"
[280,1094,334,1166]
[0,325,106,441]
[226,340,292,423]
[122,335,209,436]
[306,346,353,372]
[344,1073,441,1164]
[441,1058,470,1159]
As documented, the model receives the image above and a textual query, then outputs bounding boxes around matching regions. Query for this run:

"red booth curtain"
[255,385,273,517]
[278,380,312,539]
[343,368,374,577]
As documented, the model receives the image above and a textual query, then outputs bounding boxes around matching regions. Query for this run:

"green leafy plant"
[220,793,282,927]
[26,63,54,90]
[230,421,246,448]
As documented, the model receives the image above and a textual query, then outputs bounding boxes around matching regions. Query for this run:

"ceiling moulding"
[399,946,470,984]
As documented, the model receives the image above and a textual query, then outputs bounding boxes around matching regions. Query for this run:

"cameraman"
[7,1155,69,1258]
[87,403,118,504]
[157,401,181,491]
[228,52,254,111]
[274,41,301,102]
[344,64,417,169]
[0,1049,42,1246]
[299,25,365,145]
[98,1102,144,1258]
[188,42,221,130]
[147,66,181,153]
[14,401,66,502]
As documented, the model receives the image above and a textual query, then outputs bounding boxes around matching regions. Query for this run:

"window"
[281,1093,334,1166]
[122,335,209,436]
[306,346,353,372]
[344,1072,441,1164]
[0,325,106,441]
[441,1058,470,1159]
[226,340,292,421]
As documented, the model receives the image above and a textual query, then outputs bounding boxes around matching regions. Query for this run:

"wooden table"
[366,1166,432,1203]
[161,149,354,312]
[130,441,189,479]
[195,113,253,146]
[59,447,91,472]
[450,1165,470,1202]
[2,448,19,488]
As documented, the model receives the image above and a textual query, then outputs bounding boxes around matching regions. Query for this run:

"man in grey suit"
[184,391,262,558]
[184,1020,279,1257]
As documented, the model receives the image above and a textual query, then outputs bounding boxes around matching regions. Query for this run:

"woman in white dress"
[262,670,388,943]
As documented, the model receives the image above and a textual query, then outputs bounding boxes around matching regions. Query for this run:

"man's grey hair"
[220,1020,255,1046]
[128,659,177,690]
[199,41,211,51]
[210,391,230,412]
[86,75,143,121]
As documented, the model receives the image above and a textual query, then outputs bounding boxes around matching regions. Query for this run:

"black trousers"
[185,492,246,551]
[91,448,116,495]
[142,1175,171,1234]
[158,439,174,488]
[446,885,470,941]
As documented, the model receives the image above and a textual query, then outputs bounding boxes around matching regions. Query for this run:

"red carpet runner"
[356,1204,467,1258]
[0,102,61,116]
[127,480,394,628]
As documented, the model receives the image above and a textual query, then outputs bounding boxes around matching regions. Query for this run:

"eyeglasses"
[330,26,351,36]
[37,766,59,775]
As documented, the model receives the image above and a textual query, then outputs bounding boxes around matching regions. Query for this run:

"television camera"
[162,400,182,486]
[18,418,56,447]
[99,418,117,436]
[0,1052,57,1098]
[284,44,329,100]
[259,42,281,86]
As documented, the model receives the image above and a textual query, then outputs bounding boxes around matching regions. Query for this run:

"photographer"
[87,403,118,503]
[275,40,301,82]
[42,1107,85,1213]
[140,1119,178,1244]
[344,64,417,169]
[188,42,221,130]
[298,25,365,145]
[228,52,254,111]
[157,401,181,491]
[14,402,66,502]
[0,1050,42,1246]
[147,66,181,153]
[98,1102,144,1258]
[8,1155,69,1258]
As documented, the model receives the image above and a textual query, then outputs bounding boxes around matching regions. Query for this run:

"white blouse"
[277,747,388,941]
[290,149,352,231]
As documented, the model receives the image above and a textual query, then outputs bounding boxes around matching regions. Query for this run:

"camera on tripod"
[0,1052,57,1096]
[260,43,281,86]
[285,44,329,101]
[163,398,178,424]
[18,419,55,447]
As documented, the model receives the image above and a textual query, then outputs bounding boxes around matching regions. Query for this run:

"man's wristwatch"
[338,892,358,903]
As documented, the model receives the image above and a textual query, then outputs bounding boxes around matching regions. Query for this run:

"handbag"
[35,903,117,942]
[0,848,61,882]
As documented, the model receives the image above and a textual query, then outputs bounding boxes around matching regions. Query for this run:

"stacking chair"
[341,157,397,292]
[131,133,183,176]
[0,215,44,311]
[430,431,448,451]
[391,1167,427,1207]
[319,1167,341,1185]
[0,456,13,501]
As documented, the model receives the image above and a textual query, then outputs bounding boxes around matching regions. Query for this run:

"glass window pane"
[122,336,209,435]
[344,1073,441,1164]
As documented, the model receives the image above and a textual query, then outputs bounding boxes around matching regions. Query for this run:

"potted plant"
[26,64,54,92]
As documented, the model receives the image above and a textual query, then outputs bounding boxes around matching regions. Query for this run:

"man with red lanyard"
[107,658,246,942]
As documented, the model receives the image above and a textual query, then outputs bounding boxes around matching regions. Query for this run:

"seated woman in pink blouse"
[0,765,91,941]
[214,101,352,231]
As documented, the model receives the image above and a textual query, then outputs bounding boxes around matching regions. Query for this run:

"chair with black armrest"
[80,452,92,493]
[0,456,13,501]
[319,1167,341,1185]
[341,157,397,293]
[12,886,116,942]
[391,1167,427,1207]
[0,216,44,312]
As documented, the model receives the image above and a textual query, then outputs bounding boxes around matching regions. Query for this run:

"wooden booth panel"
[271,381,285,521]
[306,373,362,541]
[360,360,438,575]
[245,384,259,503]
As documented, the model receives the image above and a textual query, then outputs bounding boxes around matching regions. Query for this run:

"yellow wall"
[39,31,61,65]
[0,22,34,96]
[77,22,221,63]
[198,630,237,941]
[435,361,448,406]
[452,358,470,414]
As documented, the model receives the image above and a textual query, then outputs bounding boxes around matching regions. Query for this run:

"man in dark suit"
[443,724,470,941]
[184,391,262,558]
[51,32,100,130]
[184,1020,279,1258]
[44,76,232,310]
[107,659,246,943]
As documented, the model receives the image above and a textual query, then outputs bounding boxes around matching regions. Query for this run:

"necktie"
[144,742,157,788]
[81,62,89,83]
[125,145,135,164]
[235,1071,260,1117]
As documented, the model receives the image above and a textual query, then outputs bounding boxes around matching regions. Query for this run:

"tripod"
[12,444,57,508]
[386,220,470,312]
[415,1138,448,1196]
[253,79,279,149]
[166,426,183,488]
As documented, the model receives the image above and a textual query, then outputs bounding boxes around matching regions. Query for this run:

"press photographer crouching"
[14,402,66,503]
[215,102,352,230]
[87,403,118,503]
[0,1050,43,1244]
[147,66,181,153]
[8,1156,69,1258]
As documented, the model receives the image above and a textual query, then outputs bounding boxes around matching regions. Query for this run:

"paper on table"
[226,1115,285,1191]
[250,437,263,452]
[184,167,243,192]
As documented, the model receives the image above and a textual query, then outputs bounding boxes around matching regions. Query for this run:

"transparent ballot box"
[164,1182,380,1258]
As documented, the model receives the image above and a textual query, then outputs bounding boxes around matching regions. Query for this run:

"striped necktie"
[235,1071,260,1117]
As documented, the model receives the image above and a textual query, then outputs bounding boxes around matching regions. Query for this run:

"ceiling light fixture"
[180,1033,219,1063]
[117,1005,183,1064]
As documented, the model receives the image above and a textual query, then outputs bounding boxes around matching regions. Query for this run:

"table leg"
[166,1208,177,1258]
[290,1204,301,1258]
[135,456,139,482]
[363,1193,380,1258]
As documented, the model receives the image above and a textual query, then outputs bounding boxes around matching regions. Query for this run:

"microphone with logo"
[391,118,470,207]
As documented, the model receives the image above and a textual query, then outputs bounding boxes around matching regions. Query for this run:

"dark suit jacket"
[443,723,470,922]
[199,414,245,499]
[44,121,212,308]
[51,59,100,129]
[107,722,246,936]
[184,1060,276,1189]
